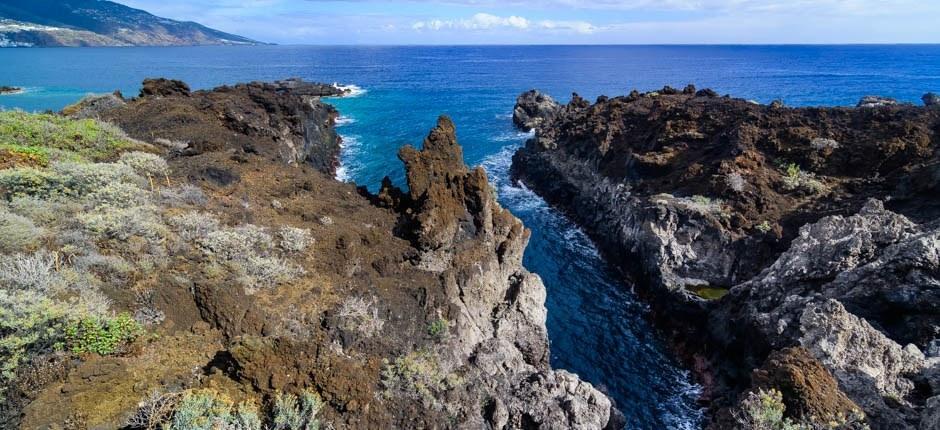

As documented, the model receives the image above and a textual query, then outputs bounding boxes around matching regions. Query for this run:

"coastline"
[509,87,940,428]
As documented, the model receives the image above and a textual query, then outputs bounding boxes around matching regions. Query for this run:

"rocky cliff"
[1,80,615,429]
[511,87,940,429]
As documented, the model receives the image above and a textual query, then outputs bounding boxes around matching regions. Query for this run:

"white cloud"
[412,13,596,34]
[413,13,530,31]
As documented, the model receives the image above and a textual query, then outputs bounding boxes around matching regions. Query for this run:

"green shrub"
[381,349,460,409]
[85,181,149,210]
[52,161,143,196]
[0,208,44,252]
[0,167,66,199]
[0,143,49,166]
[79,205,168,241]
[0,162,143,200]
[8,196,76,225]
[273,390,322,430]
[756,221,773,233]
[198,224,273,260]
[118,151,168,178]
[781,163,827,194]
[162,390,261,430]
[427,317,448,339]
[735,388,797,430]
[0,288,70,400]
[64,312,142,355]
[0,111,146,162]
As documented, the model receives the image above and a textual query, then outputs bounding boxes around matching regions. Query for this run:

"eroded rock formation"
[10,81,615,429]
[511,87,940,428]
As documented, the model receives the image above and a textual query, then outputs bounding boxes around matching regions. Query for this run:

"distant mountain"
[0,0,261,47]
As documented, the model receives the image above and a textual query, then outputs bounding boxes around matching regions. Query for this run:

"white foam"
[332,83,367,98]
[335,115,356,127]
[335,134,362,182]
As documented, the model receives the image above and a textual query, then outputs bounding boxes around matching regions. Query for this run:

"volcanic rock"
[925,92,940,107]
[857,95,899,108]
[510,86,940,428]
[513,90,561,132]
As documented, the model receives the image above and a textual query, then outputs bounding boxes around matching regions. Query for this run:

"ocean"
[4,44,940,429]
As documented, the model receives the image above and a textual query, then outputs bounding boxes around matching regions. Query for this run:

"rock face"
[510,87,940,428]
[68,78,344,173]
[14,83,614,429]
[513,90,561,132]
[383,116,617,428]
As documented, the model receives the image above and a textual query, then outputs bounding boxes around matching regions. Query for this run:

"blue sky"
[119,0,940,45]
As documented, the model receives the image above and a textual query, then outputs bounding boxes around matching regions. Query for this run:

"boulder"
[0,86,22,95]
[513,90,561,132]
[61,92,126,119]
[749,347,861,422]
[924,92,940,107]
[139,78,191,97]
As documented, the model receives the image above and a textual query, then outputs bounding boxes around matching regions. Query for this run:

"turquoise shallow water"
[4,45,940,429]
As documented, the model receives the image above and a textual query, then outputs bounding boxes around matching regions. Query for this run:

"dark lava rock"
[0,86,22,95]
[272,78,346,97]
[513,90,561,132]
[857,95,899,108]
[509,86,940,428]
[140,78,191,97]
[98,79,342,174]
[924,92,940,107]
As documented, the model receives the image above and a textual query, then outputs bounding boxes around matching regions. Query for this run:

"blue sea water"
[4,45,940,429]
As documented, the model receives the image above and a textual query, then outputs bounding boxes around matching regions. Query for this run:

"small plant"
[64,312,143,355]
[86,181,149,209]
[735,388,799,430]
[198,224,273,260]
[79,205,168,241]
[168,211,220,241]
[427,317,449,339]
[756,221,773,233]
[0,251,62,292]
[167,390,260,430]
[273,390,322,430]
[781,163,827,194]
[278,226,313,254]
[158,184,207,207]
[381,349,460,409]
[0,208,45,252]
[119,151,169,189]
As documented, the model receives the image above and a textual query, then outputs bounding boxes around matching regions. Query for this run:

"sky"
[118,0,940,45]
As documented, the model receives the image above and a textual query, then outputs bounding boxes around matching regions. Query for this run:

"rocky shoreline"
[1,80,617,429]
[510,87,940,429]
[0,85,22,95]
